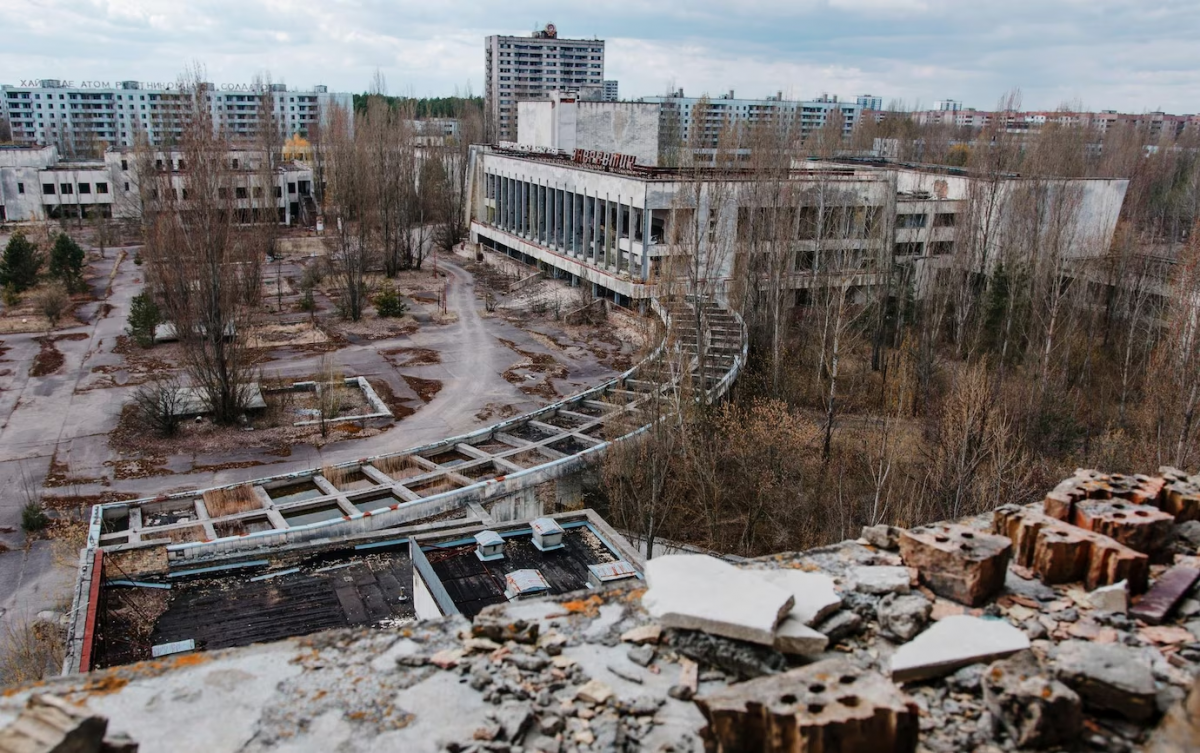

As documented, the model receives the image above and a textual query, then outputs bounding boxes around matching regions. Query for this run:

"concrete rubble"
[1,468,1199,752]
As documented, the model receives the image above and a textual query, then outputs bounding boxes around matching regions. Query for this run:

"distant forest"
[351,94,483,117]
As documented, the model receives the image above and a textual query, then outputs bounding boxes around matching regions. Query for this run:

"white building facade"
[1,80,351,156]
[0,145,314,224]
[485,26,606,144]
[464,147,1128,308]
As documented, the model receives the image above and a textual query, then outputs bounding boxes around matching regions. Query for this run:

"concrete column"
[503,176,510,232]
[565,190,573,256]
[600,196,609,268]
[643,195,652,281]
[551,186,559,250]
[616,197,624,274]
[583,191,593,262]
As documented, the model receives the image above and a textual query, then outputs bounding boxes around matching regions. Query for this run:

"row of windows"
[896,213,957,229]
[40,182,109,195]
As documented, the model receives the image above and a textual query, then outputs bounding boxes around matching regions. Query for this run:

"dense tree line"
[351,94,483,119]
[602,92,1200,558]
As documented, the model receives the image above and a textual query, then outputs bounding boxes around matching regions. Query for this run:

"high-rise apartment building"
[856,94,883,111]
[485,25,605,143]
[603,80,619,102]
[0,80,351,156]
[639,91,862,150]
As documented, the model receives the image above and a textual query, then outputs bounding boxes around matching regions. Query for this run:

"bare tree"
[323,102,372,320]
[139,66,264,425]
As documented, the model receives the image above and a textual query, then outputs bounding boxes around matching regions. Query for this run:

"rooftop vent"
[587,561,638,588]
[530,517,565,552]
[504,569,550,600]
[475,530,505,562]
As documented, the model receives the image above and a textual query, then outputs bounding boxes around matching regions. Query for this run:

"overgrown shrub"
[132,375,185,437]
[34,284,71,328]
[20,502,48,533]
[373,284,407,318]
[298,288,316,312]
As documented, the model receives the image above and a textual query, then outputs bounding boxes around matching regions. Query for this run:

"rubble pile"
[2,468,1200,752]
[422,467,1200,752]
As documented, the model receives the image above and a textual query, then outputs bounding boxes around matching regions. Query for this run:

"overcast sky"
[2,0,1198,113]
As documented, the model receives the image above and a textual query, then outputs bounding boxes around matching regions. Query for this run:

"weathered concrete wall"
[575,102,660,165]
[484,485,540,523]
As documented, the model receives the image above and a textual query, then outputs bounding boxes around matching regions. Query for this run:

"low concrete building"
[0,145,314,223]
[464,147,1129,307]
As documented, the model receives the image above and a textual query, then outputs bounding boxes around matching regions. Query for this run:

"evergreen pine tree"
[48,233,85,292]
[126,292,162,348]
[0,231,43,293]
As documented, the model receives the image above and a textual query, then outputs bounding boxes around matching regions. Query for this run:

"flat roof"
[424,524,627,618]
[93,544,414,669]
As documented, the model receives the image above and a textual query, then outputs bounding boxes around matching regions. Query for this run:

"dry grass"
[322,463,351,490]
[202,484,260,518]
[405,476,463,498]
[0,616,65,689]
[371,455,424,481]
[164,526,206,543]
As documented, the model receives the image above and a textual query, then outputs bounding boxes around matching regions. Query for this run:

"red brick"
[899,524,1011,607]
[697,659,918,753]
[1071,499,1174,560]
[993,505,1148,593]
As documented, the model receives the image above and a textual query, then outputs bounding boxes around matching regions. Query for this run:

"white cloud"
[0,0,1198,111]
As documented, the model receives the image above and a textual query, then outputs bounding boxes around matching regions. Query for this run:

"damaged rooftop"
[3,468,1200,751]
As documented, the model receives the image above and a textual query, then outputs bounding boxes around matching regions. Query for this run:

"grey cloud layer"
[0,0,1197,111]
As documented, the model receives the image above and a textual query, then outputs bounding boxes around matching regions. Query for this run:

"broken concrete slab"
[756,569,842,626]
[642,555,794,646]
[1089,580,1129,614]
[815,610,864,643]
[575,679,614,706]
[626,645,655,667]
[878,593,932,642]
[696,658,919,753]
[666,629,787,680]
[982,651,1082,748]
[619,624,661,645]
[1147,672,1200,753]
[1176,520,1200,549]
[773,617,830,656]
[850,566,911,595]
[862,524,901,550]
[890,615,1030,683]
[0,694,114,753]
[1054,641,1158,722]
[899,524,1011,606]
[1129,566,1200,625]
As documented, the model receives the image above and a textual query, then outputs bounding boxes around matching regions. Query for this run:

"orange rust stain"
[172,654,211,669]
[559,595,604,616]
[71,675,130,698]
